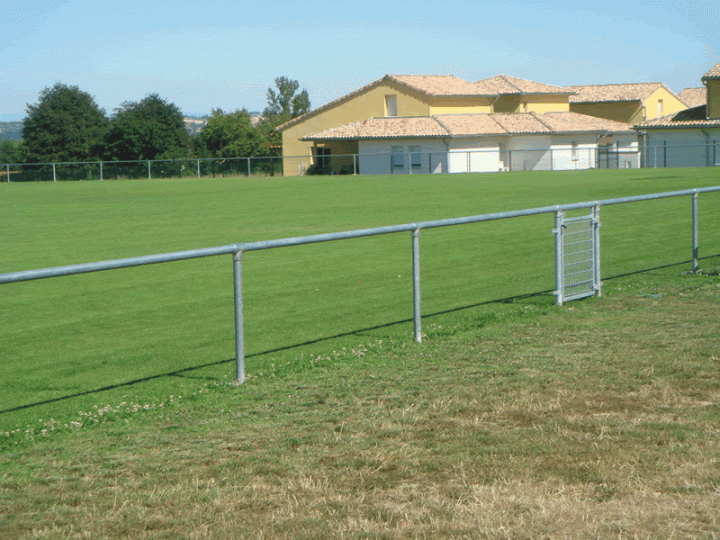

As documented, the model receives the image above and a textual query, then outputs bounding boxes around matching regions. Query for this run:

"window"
[657,99,664,117]
[521,102,528,113]
[391,146,404,172]
[410,146,422,170]
[315,147,331,174]
[385,95,398,117]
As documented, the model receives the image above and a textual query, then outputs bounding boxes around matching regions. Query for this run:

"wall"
[358,139,450,175]
[505,135,553,171]
[707,80,720,120]
[281,80,435,176]
[447,138,504,173]
[644,87,688,121]
[494,95,570,114]
[428,97,494,116]
[644,128,720,168]
[569,102,641,124]
[549,135,597,170]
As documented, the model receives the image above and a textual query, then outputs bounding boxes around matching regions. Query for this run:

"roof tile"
[474,74,572,95]
[635,106,720,128]
[302,112,633,141]
[565,83,666,103]
[388,75,491,97]
[678,87,706,107]
[702,62,720,80]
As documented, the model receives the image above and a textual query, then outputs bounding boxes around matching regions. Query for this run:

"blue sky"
[1,0,718,120]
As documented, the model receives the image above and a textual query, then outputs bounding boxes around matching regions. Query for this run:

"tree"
[104,94,189,161]
[260,77,311,155]
[0,139,24,164]
[22,83,109,163]
[198,108,263,158]
[263,76,311,121]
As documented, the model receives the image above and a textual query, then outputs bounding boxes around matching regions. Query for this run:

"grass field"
[1,169,720,537]
[1,258,719,538]
[1,168,720,418]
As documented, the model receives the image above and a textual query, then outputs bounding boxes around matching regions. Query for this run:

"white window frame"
[410,145,422,170]
[385,95,398,117]
[391,146,405,172]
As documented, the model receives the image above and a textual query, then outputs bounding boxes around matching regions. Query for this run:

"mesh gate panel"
[554,209,601,305]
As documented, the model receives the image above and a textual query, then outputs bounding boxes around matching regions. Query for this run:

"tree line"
[0,77,310,164]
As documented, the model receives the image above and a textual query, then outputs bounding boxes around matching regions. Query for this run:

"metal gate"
[554,206,601,305]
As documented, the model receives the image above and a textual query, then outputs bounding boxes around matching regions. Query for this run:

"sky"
[1,0,719,121]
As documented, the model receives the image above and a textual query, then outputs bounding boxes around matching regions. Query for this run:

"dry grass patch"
[1,272,719,539]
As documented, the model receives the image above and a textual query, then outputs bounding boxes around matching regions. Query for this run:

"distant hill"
[0,121,23,141]
[184,117,207,136]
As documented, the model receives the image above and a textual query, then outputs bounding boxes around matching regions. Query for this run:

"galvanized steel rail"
[2,186,719,382]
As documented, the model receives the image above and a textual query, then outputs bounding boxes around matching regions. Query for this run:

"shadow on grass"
[3,256,715,415]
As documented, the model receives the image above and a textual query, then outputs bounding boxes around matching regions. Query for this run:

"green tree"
[0,139,24,164]
[260,77,311,155]
[263,76,311,121]
[198,108,263,158]
[22,83,109,163]
[104,94,189,161]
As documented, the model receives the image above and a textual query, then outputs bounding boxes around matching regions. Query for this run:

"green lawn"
[1,169,719,428]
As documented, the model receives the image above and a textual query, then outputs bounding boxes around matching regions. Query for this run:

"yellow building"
[565,83,687,125]
[704,63,720,120]
[277,74,573,175]
[634,62,720,168]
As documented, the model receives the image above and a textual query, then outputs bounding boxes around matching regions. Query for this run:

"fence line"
[1,142,719,181]
[2,186,719,383]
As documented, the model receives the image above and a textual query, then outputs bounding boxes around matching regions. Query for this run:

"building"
[634,63,720,168]
[678,87,706,108]
[301,111,636,175]
[278,74,638,175]
[564,83,688,125]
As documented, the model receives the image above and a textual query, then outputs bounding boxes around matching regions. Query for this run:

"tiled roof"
[678,87,706,108]
[474,74,573,96]
[538,112,635,133]
[634,106,720,129]
[388,75,493,97]
[302,112,632,141]
[278,73,572,132]
[301,116,449,140]
[702,62,720,80]
[565,82,669,103]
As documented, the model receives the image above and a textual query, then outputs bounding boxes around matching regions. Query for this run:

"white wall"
[356,132,642,174]
[643,128,720,168]
[550,135,596,170]
[358,139,449,175]
[506,135,552,171]
[447,139,503,173]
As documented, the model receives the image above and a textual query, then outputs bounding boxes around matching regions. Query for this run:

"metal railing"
[2,186,718,383]
[2,142,719,181]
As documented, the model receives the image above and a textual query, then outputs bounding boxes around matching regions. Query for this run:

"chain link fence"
[2,143,719,181]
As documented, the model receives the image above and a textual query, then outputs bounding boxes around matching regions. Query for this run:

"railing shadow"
[2,255,717,415]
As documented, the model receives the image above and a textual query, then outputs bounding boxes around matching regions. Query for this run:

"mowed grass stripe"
[1,169,719,413]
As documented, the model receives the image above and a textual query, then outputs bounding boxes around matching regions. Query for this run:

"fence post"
[233,250,245,383]
[593,204,602,296]
[553,210,564,306]
[412,228,422,343]
[247,158,251,178]
[147,161,151,180]
[100,162,104,181]
[353,154,357,175]
[6,163,9,182]
[52,163,57,182]
[197,160,200,178]
[692,193,699,273]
